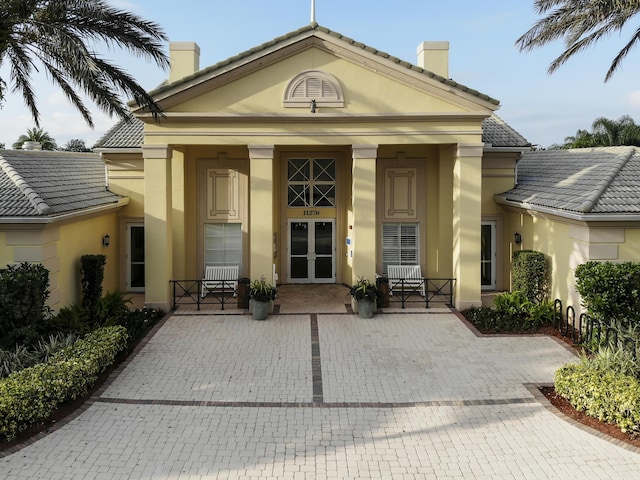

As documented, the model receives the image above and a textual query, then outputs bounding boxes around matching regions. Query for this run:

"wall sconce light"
[102,234,110,248]
[310,99,316,113]
[514,232,522,245]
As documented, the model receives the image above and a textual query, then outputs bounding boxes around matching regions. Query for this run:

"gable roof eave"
[130,23,500,114]
[0,197,130,224]
[494,195,640,223]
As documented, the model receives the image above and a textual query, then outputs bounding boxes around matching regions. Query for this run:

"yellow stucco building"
[94,24,530,311]
[4,24,638,315]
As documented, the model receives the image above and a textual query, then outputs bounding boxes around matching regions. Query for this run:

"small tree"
[80,255,107,318]
[512,250,549,304]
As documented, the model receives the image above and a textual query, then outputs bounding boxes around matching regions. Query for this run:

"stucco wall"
[0,211,119,312]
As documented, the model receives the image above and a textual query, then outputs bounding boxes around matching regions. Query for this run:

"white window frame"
[204,223,242,270]
[382,223,419,275]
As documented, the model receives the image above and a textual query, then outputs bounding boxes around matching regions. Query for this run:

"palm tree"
[0,0,169,127]
[13,127,57,150]
[562,115,640,148]
[517,0,640,81]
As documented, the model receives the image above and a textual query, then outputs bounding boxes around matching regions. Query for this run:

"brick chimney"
[169,42,200,83]
[417,41,449,78]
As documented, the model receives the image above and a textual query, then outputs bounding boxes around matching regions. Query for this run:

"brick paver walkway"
[2,311,640,479]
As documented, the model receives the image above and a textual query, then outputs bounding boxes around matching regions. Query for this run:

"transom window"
[382,223,419,275]
[287,158,336,207]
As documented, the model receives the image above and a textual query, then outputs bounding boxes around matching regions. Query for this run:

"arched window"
[284,70,344,108]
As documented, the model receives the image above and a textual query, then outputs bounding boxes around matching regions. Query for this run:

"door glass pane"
[291,222,308,255]
[314,222,332,255]
[315,257,332,279]
[131,265,145,288]
[131,226,145,262]
[481,224,492,286]
[291,258,308,279]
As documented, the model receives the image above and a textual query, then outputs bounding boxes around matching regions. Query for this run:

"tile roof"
[148,24,500,106]
[0,150,124,217]
[95,114,528,149]
[496,146,640,215]
[482,114,529,147]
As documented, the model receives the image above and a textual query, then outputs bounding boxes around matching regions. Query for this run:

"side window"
[382,223,419,274]
[204,223,242,269]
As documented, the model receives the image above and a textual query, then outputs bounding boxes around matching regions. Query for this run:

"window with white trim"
[204,223,242,269]
[382,223,419,274]
[284,70,344,108]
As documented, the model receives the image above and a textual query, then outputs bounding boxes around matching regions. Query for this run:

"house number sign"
[303,210,320,216]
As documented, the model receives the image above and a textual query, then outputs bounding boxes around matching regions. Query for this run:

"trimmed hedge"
[555,362,640,435]
[0,326,128,441]
[512,250,549,304]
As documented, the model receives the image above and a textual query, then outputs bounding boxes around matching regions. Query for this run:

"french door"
[288,219,335,283]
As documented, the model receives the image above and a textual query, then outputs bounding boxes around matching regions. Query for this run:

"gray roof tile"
[0,150,124,217]
[496,146,640,214]
[482,114,529,147]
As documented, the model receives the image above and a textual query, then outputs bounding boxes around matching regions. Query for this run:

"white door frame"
[287,218,336,283]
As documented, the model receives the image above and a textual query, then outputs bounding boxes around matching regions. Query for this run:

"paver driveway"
[2,311,640,479]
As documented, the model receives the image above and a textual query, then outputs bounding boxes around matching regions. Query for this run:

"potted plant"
[349,277,382,318]
[249,277,277,320]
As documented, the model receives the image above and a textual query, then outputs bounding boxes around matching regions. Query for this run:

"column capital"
[248,145,275,159]
[352,144,379,159]
[456,143,484,158]
[142,144,171,159]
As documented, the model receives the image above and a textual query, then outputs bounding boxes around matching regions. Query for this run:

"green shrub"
[0,326,128,441]
[0,263,53,348]
[575,261,640,324]
[80,255,106,314]
[0,333,78,379]
[512,250,549,304]
[555,359,640,435]
[463,291,552,333]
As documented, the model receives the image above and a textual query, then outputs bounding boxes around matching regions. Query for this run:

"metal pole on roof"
[311,0,316,23]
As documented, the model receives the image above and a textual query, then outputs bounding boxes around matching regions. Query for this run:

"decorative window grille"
[204,223,242,268]
[287,158,336,207]
[382,223,419,274]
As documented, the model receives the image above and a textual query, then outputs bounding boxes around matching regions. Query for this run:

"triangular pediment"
[133,24,499,120]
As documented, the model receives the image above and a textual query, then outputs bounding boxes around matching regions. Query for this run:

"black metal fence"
[553,298,638,356]
[170,278,249,311]
[378,277,456,309]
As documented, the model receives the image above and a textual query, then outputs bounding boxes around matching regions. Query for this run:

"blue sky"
[1,0,639,148]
